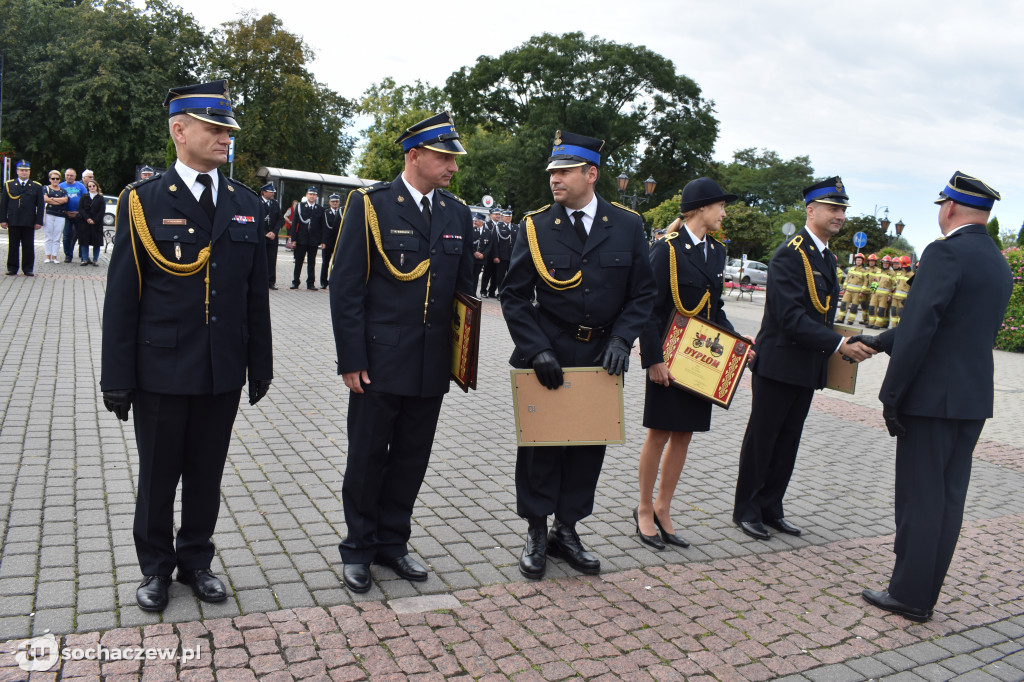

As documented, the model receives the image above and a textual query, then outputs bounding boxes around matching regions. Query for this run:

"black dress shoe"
[136,575,172,612]
[547,520,600,574]
[176,568,228,603]
[342,563,371,593]
[320,283,328,289]
[5,271,16,276]
[24,273,33,277]
[269,285,277,290]
[64,257,72,263]
[633,507,665,550]
[737,520,771,540]
[289,283,299,289]
[765,518,802,536]
[377,555,428,582]
[861,589,931,623]
[307,285,317,290]
[653,513,690,548]
[519,526,547,580]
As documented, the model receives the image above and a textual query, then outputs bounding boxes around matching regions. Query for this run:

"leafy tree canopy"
[209,12,356,190]
[710,148,814,214]
[444,32,718,213]
[987,216,1003,249]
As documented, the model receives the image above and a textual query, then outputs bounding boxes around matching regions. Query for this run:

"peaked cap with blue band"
[935,171,1000,210]
[802,176,850,207]
[396,112,466,155]
[546,130,605,170]
[259,182,276,193]
[15,159,30,169]
[164,79,239,130]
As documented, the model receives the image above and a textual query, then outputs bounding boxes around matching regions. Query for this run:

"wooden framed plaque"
[450,291,481,392]
[511,368,624,446]
[826,323,859,394]
[661,313,751,408]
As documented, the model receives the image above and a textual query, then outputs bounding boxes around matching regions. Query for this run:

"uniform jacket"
[291,201,323,246]
[262,197,283,243]
[500,196,656,368]
[639,228,733,368]
[477,222,495,257]
[329,175,475,397]
[875,223,1012,419]
[1,179,45,226]
[320,206,342,250]
[101,168,273,395]
[491,222,514,261]
[750,226,841,389]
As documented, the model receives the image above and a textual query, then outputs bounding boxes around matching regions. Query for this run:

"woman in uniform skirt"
[635,178,750,549]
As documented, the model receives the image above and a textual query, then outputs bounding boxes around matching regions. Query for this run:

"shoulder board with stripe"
[438,188,467,205]
[31,180,42,187]
[611,201,642,218]
[123,175,160,193]
[664,231,680,241]
[226,177,258,197]
[522,204,552,218]
[358,182,390,195]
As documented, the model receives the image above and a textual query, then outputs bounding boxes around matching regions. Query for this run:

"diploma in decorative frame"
[660,313,751,408]
[511,368,625,446]
[450,291,481,392]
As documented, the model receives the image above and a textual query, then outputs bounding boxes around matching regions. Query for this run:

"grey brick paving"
[1,242,1023,680]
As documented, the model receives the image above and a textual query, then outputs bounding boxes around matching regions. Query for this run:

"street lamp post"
[616,172,657,212]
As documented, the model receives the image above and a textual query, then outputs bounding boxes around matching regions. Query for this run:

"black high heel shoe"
[653,513,690,547]
[633,507,665,550]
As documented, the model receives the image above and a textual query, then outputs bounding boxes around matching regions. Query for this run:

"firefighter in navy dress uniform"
[260,182,283,289]
[319,193,342,288]
[291,187,323,289]
[100,80,273,612]
[471,212,487,292]
[488,207,514,297]
[731,177,875,541]
[500,130,656,580]
[329,112,475,594]
[635,178,749,550]
[1,160,45,276]
[855,172,1012,623]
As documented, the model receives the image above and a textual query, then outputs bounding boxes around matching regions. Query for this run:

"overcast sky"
[169,0,1024,254]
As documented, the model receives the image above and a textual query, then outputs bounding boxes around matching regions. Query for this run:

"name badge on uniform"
[390,229,414,235]
[163,219,187,225]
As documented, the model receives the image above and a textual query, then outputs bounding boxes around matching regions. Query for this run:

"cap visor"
[422,139,466,155]
[546,158,588,171]
[188,112,240,130]
[813,197,850,207]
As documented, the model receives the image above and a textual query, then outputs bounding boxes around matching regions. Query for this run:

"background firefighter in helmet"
[839,253,868,324]
[867,255,895,328]
[859,253,880,325]
[889,256,912,326]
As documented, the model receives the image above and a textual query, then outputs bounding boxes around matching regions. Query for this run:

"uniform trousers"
[733,372,814,524]
[132,389,241,576]
[6,226,36,274]
[320,243,334,288]
[889,415,983,611]
[292,245,317,287]
[480,261,496,296]
[516,444,606,524]
[472,260,484,294]
[488,260,509,296]
[265,240,278,286]
[340,390,444,564]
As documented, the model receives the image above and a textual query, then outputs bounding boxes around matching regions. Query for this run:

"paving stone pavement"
[0,239,1022,680]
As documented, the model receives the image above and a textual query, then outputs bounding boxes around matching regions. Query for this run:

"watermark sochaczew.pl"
[14,633,202,672]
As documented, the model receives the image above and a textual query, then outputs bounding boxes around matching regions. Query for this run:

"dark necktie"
[197,174,215,222]
[420,196,431,227]
[572,210,587,244]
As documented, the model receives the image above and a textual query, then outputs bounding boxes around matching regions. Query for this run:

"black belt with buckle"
[539,307,612,342]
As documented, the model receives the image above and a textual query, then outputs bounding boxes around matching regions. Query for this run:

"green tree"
[720,204,776,262]
[710,148,814,214]
[354,78,447,184]
[831,214,889,264]
[444,32,718,212]
[2,0,211,190]
[643,194,681,231]
[1000,229,1018,250]
[987,216,1003,249]
[210,12,356,189]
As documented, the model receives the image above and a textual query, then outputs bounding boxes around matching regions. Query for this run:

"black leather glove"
[102,390,133,421]
[531,350,564,390]
[599,336,631,376]
[249,378,272,405]
[847,334,882,351]
[882,404,906,438]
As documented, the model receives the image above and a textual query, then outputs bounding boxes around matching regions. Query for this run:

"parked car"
[103,194,118,227]
[723,258,768,287]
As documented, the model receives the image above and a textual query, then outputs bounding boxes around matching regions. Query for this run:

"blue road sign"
[853,231,868,248]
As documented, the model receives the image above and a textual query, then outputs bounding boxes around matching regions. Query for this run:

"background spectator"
[77,179,105,265]
[42,170,69,264]
[60,168,87,262]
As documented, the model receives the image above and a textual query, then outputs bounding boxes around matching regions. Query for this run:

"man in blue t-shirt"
[60,168,87,262]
